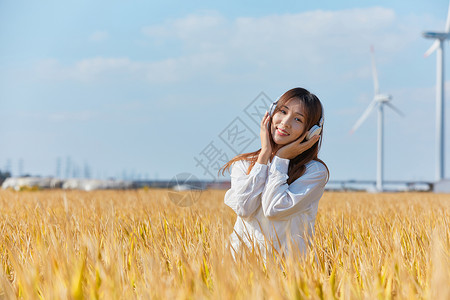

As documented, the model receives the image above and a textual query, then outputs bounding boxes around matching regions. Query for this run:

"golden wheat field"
[0,189,449,299]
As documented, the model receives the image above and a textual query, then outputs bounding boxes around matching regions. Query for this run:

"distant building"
[0,170,11,186]
[2,177,63,190]
[434,180,450,193]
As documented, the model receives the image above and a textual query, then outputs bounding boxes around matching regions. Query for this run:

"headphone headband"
[318,116,324,127]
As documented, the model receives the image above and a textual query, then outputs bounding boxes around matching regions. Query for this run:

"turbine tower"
[423,1,450,182]
[350,46,403,192]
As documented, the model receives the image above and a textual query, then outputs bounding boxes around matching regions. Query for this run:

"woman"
[220,87,329,259]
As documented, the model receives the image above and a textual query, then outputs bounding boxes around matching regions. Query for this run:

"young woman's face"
[271,98,307,145]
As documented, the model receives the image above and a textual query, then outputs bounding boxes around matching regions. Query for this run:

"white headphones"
[269,95,324,141]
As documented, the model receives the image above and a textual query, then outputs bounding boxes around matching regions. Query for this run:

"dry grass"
[0,189,449,299]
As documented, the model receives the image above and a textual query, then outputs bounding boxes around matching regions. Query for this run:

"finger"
[294,134,317,148]
[295,130,309,142]
[304,135,320,148]
[261,111,269,126]
[261,113,270,130]
[264,114,271,126]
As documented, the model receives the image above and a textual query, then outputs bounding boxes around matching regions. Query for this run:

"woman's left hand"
[257,111,272,164]
[276,132,320,160]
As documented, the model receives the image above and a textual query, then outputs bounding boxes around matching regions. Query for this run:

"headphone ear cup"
[268,102,277,116]
[306,125,322,140]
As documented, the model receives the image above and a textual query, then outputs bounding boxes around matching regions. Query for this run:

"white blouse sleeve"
[224,159,268,218]
[261,156,328,220]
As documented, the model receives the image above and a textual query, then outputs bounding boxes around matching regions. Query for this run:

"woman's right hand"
[257,111,272,165]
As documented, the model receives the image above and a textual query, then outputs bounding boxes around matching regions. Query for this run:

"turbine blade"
[371,45,380,95]
[385,102,404,117]
[350,100,378,134]
[424,40,439,57]
[445,0,450,32]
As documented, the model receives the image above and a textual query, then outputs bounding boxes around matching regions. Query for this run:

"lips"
[276,127,289,136]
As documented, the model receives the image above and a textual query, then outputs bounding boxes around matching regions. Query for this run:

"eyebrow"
[282,105,305,118]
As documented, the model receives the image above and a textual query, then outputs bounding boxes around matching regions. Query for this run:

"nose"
[281,115,291,128]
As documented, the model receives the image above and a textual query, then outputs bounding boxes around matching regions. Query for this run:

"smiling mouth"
[276,128,289,136]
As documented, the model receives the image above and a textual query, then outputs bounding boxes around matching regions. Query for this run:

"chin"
[273,136,291,145]
[273,133,302,145]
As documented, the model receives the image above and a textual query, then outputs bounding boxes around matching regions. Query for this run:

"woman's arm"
[261,156,328,220]
[224,159,268,218]
[224,111,272,218]
[256,111,272,165]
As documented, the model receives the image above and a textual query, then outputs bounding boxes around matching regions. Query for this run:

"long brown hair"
[219,87,329,185]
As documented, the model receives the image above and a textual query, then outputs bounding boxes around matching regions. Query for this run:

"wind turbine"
[423,1,450,182]
[350,46,403,192]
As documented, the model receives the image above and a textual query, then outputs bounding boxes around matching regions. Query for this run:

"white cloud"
[141,7,418,64]
[142,12,226,41]
[35,7,436,86]
[34,57,147,82]
[34,53,227,84]
[89,30,109,42]
[74,57,138,79]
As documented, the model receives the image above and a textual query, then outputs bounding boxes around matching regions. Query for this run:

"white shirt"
[224,155,328,258]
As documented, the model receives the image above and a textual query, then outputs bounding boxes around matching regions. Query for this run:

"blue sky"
[1,0,449,182]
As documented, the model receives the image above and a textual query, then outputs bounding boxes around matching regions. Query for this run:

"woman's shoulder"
[288,160,328,191]
[230,157,265,177]
[229,158,251,175]
[232,158,251,169]
[304,160,329,179]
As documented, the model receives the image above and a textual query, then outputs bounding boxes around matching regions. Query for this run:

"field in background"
[0,190,449,299]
